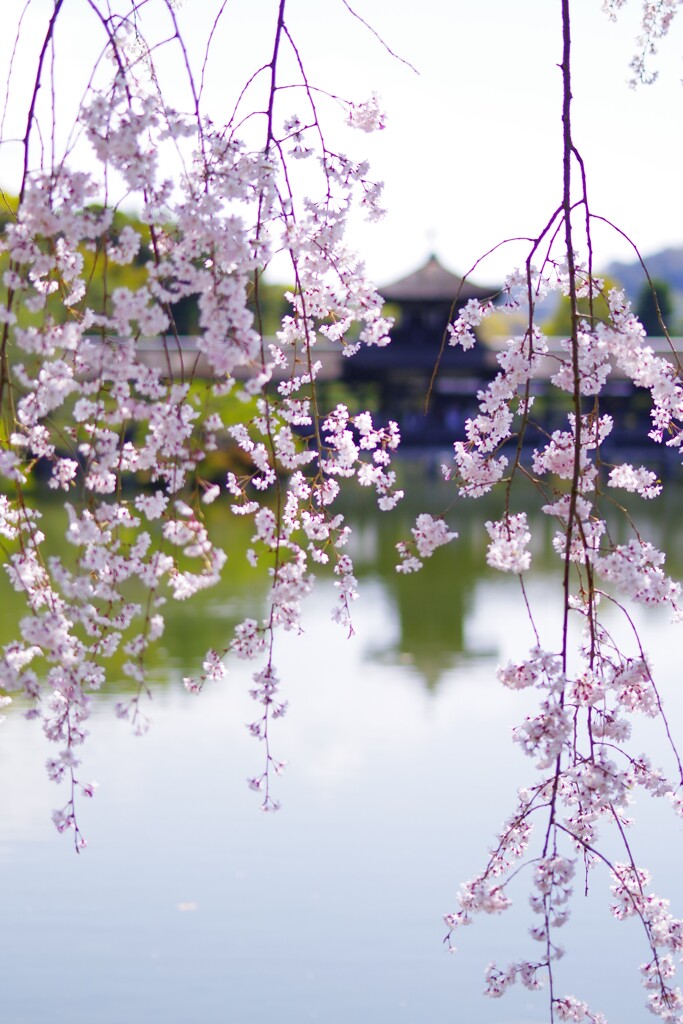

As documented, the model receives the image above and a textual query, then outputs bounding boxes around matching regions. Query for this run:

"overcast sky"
[2,0,683,288]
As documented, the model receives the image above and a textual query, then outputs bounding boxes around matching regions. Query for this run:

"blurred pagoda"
[342,254,498,445]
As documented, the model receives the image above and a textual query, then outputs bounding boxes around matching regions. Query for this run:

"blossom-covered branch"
[0,0,398,831]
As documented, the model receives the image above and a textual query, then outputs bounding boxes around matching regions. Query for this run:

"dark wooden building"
[342,255,498,446]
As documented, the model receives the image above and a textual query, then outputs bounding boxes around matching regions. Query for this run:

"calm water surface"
[1,478,683,1024]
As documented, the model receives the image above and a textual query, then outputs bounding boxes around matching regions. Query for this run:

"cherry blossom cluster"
[0,0,398,830]
[603,0,683,84]
[396,513,458,573]
[431,251,683,1019]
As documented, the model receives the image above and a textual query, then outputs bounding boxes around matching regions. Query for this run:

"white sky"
[2,0,683,288]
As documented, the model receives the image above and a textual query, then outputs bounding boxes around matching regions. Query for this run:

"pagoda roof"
[380,254,496,303]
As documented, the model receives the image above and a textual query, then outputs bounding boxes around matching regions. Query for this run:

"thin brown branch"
[341,1,420,74]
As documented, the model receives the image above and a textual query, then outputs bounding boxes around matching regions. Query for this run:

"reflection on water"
[1,469,683,1024]
[349,511,495,688]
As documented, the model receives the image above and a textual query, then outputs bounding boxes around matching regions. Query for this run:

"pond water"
[1,469,683,1024]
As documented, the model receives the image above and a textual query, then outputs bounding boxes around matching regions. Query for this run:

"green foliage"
[635,276,673,336]
[0,190,17,230]
[250,279,291,336]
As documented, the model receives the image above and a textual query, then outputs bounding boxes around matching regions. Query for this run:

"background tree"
[635,276,674,335]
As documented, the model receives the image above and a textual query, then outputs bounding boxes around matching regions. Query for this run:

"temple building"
[342,254,498,445]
